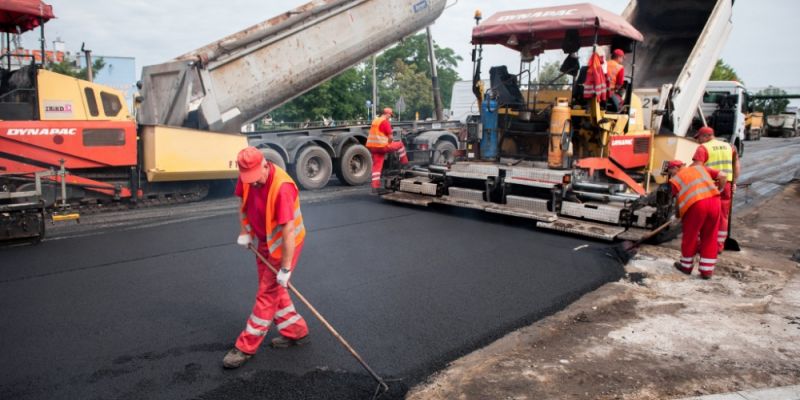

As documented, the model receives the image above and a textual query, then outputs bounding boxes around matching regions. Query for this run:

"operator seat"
[489,66,525,110]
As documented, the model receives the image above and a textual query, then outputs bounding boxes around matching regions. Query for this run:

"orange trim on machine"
[0,120,138,168]
[0,157,132,198]
[575,157,646,196]
[0,120,137,199]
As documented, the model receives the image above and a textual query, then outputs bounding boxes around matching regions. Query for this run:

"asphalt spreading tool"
[723,185,741,252]
[609,219,676,264]
[247,244,389,397]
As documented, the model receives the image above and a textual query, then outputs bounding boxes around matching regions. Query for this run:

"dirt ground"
[407,181,800,400]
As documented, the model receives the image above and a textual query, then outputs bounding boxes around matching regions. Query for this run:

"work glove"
[276,267,292,288]
[237,234,252,247]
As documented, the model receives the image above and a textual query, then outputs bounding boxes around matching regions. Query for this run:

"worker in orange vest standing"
[223,146,310,369]
[666,160,727,279]
[691,126,740,253]
[606,49,626,111]
[366,107,408,194]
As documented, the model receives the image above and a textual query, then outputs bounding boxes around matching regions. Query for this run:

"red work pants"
[234,242,308,355]
[717,182,732,252]
[369,142,408,189]
[677,196,721,278]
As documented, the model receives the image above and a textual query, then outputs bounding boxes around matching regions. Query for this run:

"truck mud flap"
[537,219,626,241]
[380,192,435,206]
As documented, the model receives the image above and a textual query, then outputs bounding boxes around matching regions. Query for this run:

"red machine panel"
[608,134,651,169]
[0,120,137,172]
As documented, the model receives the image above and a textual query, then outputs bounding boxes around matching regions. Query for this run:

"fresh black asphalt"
[0,195,624,399]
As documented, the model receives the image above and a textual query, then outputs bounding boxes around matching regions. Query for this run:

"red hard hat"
[667,160,685,169]
[383,107,394,116]
[237,146,265,184]
[694,126,714,138]
[613,49,624,57]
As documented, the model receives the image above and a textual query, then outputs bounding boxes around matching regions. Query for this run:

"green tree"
[47,57,105,81]
[270,67,370,123]
[535,61,570,89]
[382,60,433,120]
[377,33,462,112]
[710,59,741,82]
[751,86,789,116]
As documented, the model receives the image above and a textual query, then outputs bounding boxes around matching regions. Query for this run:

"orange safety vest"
[670,165,720,217]
[366,116,390,149]
[240,165,306,259]
[702,139,734,182]
[607,59,623,91]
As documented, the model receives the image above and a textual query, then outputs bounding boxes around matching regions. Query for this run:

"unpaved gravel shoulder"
[407,182,800,400]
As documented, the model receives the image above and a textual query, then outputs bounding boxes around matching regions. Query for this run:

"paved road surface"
[734,137,800,210]
[1,195,623,399]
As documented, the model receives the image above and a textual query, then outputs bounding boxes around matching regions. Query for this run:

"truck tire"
[335,144,371,186]
[260,147,286,170]
[293,145,332,190]
[431,141,456,165]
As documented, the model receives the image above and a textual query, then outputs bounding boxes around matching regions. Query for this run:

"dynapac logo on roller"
[498,8,577,22]
[6,128,78,136]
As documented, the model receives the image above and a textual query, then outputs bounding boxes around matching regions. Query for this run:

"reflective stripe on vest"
[366,116,390,149]
[670,165,720,217]
[240,165,305,259]
[702,139,733,182]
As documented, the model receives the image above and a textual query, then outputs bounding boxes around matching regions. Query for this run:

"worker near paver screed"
[666,160,727,279]
[223,146,310,369]
[366,107,408,194]
[691,126,739,253]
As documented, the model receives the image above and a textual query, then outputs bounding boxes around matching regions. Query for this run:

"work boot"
[270,335,310,349]
[673,261,692,275]
[222,348,253,369]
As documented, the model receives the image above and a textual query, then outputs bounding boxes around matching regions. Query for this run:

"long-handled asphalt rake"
[247,244,389,396]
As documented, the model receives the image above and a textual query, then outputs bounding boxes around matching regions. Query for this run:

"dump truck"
[1,0,451,242]
[380,0,734,241]
[765,111,798,138]
[745,111,763,141]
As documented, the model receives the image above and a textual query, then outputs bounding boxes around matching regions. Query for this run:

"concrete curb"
[676,385,800,400]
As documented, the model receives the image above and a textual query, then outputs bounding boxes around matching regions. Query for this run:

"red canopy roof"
[0,0,55,33]
[472,3,642,54]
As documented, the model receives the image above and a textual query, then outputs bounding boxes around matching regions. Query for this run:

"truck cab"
[700,81,746,156]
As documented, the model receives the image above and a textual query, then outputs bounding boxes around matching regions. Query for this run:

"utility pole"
[426,26,444,121]
[81,42,93,82]
[371,54,377,120]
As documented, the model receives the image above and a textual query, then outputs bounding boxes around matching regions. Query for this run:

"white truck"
[699,81,747,156]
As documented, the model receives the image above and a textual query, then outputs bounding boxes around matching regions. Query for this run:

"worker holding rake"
[223,146,310,369]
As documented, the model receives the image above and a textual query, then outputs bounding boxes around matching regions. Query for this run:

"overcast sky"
[24,0,800,92]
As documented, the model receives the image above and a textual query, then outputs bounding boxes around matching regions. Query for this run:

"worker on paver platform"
[691,126,739,253]
[223,146,310,369]
[606,48,625,111]
[667,160,727,279]
[366,107,408,194]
